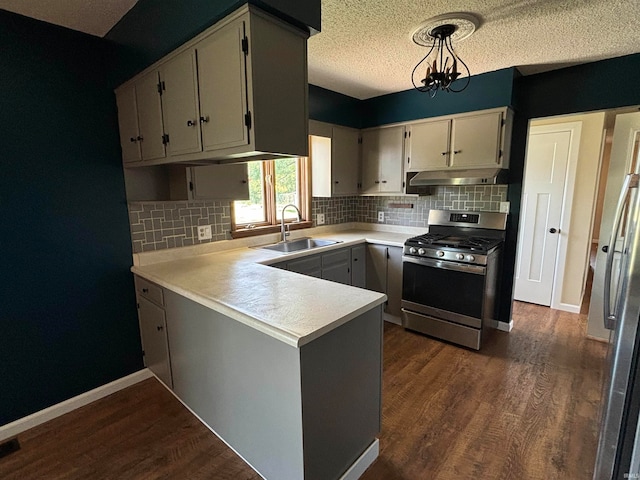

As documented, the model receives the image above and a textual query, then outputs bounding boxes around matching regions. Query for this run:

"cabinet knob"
[156,325,164,332]
[187,120,196,127]
[335,181,339,184]
[375,180,380,184]
[381,180,387,183]
[130,137,137,143]
[441,152,449,156]
[137,136,143,142]
[454,150,462,154]
[549,228,560,234]
[200,116,210,124]
[241,180,247,184]
[142,288,149,293]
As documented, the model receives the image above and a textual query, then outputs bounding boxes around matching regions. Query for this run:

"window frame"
[230,157,312,238]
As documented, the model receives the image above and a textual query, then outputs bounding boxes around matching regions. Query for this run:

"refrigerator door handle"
[604,173,639,329]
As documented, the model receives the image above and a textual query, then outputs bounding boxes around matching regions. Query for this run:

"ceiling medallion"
[411,13,480,97]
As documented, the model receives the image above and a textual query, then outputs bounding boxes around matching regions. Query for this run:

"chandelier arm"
[411,39,437,91]
[446,35,471,93]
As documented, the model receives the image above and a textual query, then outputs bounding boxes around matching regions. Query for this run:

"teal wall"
[0,10,142,425]
[308,85,361,128]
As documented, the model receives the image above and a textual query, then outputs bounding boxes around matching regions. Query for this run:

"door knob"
[549,228,560,234]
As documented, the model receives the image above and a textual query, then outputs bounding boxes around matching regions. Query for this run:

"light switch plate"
[317,213,325,225]
[499,201,510,213]
[197,225,212,240]
[378,211,384,222]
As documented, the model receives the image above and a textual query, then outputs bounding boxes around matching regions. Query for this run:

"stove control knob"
[436,250,445,257]
[409,247,417,254]
[467,255,475,262]
[456,253,465,260]
[418,248,426,255]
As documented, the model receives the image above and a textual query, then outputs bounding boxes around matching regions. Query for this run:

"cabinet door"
[189,164,250,201]
[407,120,450,171]
[321,249,351,285]
[449,112,503,169]
[360,129,382,194]
[138,296,173,388]
[366,244,388,294]
[287,255,322,278]
[332,126,360,195]
[377,126,405,193]
[196,19,249,151]
[351,245,366,288]
[385,246,403,317]
[136,71,166,161]
[161,49,202,156]
[115,83,142,164]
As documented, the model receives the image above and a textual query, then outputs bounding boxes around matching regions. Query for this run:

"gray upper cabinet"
[114,5,308,166]
[115,71,167,164]
[310,121,360,197]
[196,18,249,152]
[361,125,405,195]
[404,108,511,172]
[160,48,203,157]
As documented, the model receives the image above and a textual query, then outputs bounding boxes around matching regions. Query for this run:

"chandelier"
[411,13,479,97]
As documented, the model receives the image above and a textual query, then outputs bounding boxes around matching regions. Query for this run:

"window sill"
[230,221,314,239]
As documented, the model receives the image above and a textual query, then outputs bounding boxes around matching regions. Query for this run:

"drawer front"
[322,248,350,268]
[135,276,165,306]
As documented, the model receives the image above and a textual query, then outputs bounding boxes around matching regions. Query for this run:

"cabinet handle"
[454,150,462,154]
[130,137,137,143]
[375,180,380,184]
[381,180,387,183]
[187,120,196,127]
[441,152,449,156]
[142,288,149,293]
[200,116,210,124]
[156,325,164,332]
[137,136,143,142]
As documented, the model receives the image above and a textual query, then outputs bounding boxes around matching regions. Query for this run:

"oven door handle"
[402,255,486,275]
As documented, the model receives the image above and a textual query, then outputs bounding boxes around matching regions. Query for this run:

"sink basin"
[260,237,341,253]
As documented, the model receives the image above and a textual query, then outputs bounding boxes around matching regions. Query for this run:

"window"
[231,157,311,237]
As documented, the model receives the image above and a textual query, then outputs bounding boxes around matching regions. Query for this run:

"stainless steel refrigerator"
[594,172,640,479]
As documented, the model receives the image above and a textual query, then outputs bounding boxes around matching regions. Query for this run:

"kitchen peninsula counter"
[129,223,419,480]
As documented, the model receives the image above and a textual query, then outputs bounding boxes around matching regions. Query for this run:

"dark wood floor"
[1,302,607,480]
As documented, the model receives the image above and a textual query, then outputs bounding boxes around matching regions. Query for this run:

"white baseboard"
[0,369,153,442]
[555,302,581,314]
[340,439,379,480]
[497,320,513,332]
[383,313,401,325]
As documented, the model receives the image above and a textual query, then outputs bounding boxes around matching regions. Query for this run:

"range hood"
[409,168,508,187]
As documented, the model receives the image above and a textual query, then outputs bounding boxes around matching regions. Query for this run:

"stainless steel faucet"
[280,203,302,242]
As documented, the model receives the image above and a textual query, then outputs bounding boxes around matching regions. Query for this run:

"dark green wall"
[0,11,142,425]
[308,85,361,128]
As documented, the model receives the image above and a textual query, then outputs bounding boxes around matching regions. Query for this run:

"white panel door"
[136,71,166,161]
[588,112,640,339]
[196,19,249,151]
[515,127,572,305]
[161,49,202,156]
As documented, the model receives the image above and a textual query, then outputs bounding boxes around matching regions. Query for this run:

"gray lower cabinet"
[135,276,173,388]
[321,248,351,285]
[365,244,403,319]
[273,245,366,287]
[351,245,367,288]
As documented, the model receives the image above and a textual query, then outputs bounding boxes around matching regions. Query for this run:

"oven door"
[401,255,486,328]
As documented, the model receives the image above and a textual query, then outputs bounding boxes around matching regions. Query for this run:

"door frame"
[518,121,582,311]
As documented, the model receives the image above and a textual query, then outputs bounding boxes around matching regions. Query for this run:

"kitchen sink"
[259,237,341,253]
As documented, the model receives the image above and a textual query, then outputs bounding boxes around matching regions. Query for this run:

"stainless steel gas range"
[401,210,508,350]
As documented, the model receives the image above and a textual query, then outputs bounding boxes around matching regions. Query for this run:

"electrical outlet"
[499,201,510,214]
[197,225,212,240]
[317,213,325,225]
[378,211,385,222]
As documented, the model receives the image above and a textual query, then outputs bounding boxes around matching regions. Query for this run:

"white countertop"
[131,223,420,348]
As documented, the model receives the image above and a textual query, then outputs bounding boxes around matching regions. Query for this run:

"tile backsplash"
[128,201,231,253]
[127,185,507,253]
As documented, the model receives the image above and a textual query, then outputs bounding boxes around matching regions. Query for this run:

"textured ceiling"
[1,0,638,100]
[0,0,138,37]
[309,0,640,99]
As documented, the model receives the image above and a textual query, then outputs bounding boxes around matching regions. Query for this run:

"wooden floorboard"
[0,301,606,479]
